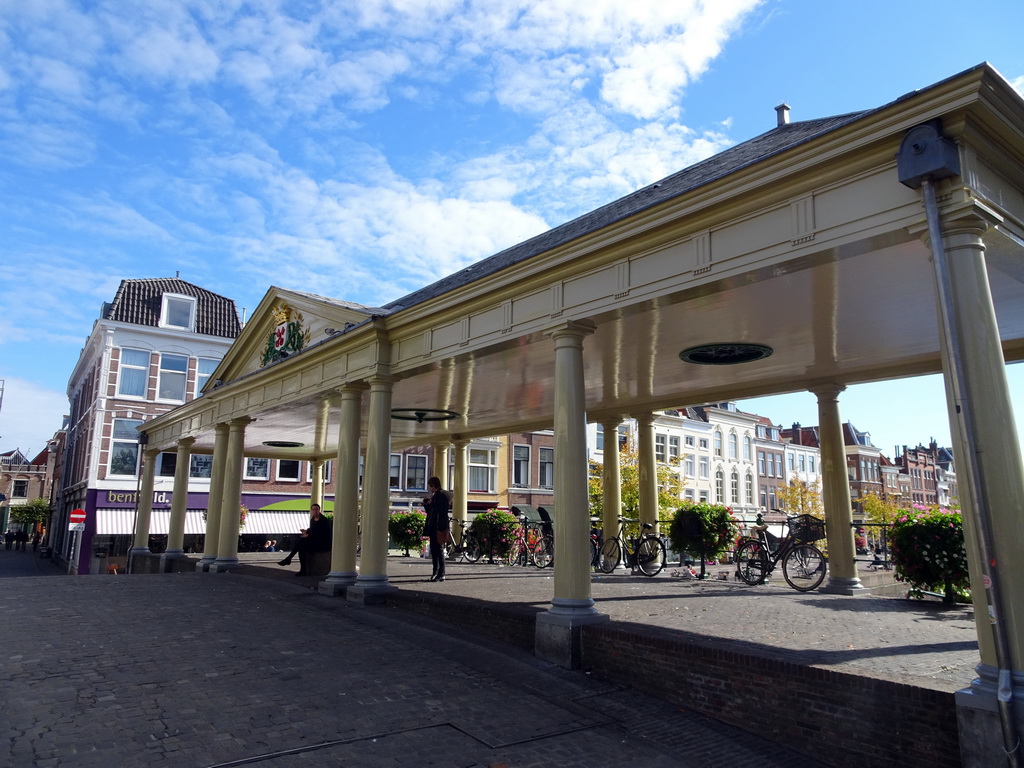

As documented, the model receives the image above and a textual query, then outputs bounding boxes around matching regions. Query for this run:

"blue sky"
[1,0,1023,459]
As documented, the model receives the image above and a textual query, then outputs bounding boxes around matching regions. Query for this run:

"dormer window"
[161,293,196,331]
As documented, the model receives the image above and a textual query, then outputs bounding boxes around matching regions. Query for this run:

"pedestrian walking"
[3,530,13,550]
[423,477,451,582]
[16,529,28,552]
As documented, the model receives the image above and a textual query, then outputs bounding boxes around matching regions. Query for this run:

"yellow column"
[812,385,862,593]
[537,322,608,668]
[322,385,364,594]
[349,375,395,601]
[634,413,658,532]
[131,448,159,554]
[164,437,195,559]
[600,419,622,549]
[310,459,325,508]
[937,221,1024,698]
[199,423,229,571]
[214,417,250,571]
[452,439,468,536]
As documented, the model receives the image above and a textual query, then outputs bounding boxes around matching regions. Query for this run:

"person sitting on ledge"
[278,503,332,576]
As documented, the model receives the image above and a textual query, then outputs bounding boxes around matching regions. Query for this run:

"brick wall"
[384,593,959,768]
[582,622,960,768]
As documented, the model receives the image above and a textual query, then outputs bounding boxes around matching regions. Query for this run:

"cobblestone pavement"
[1,548,981,767]
[1,552,828,768]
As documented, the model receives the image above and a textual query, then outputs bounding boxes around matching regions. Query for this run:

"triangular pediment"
[202,287,388,391]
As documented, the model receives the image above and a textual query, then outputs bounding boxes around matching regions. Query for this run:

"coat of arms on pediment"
[259,302,312,367]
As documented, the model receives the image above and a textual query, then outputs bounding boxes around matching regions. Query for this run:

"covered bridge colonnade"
[136,66,1024,761]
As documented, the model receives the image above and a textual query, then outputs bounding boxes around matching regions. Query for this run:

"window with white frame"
[745,472,754,505]
[715,470,724,503]
[389,454,402,489]
[513,445,530,486]
[277,459,301,481]
[196,358,218,395]
[596,425,605,451]
[788,453,795,471]
[157,451,177,477]
[730,470,739,504]
[685,488,696,500]
[699,456,709,479]
[157,353,188,401]
[118,348,150,397]
[190,455,212,478]
[699,489,709,502]
[617,425,629,450]
[469,447,497,493]
[714,430,722,457]
[799,454,806,472]
[160,293,196,331]
[743,435,752,461]
[729,433,738,460]
[685,435,695,447]
[655,434,666,462]
[306,461,332,484]
[109,418,144,476]
[406,454,427,490]
[245,458,270,480]
[684,454,695,477]
[758,451,765,475]
[699,438,708,450]
[539,447,554,489]
[12,479,29,498]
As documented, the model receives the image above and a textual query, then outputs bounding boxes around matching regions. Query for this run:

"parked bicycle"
[504,517,544,567]
[734,513,827,591]
[597,517,666,577]
[448,520,483,563]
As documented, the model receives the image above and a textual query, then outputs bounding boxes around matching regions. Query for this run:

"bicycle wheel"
[533,535,554,568]
[734,538,769,585]
[598,539,621,573]
[462,533,483,563]
[782,544,826,591]
[504,539,524,567]
[636,536,666,577]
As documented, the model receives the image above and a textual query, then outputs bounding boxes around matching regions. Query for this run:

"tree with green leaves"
[9,498,51,527]
[776,479,824,517]
[588,444,684,523]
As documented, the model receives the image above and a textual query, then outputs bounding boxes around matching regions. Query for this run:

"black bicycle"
[734,513,827,592]
[597,517,666,577]
[448,520,483,563]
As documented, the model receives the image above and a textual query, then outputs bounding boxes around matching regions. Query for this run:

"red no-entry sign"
[70,509,86,524]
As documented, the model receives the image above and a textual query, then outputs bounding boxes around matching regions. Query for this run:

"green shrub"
[889,505,969,603]
[668,501,740,561]
[470,508,518,557]
[388,510,426,556]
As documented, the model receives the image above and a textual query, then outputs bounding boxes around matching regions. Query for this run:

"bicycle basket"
[789,514,826,543]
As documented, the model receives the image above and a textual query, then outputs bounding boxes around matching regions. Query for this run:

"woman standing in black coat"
[423,476,450,582]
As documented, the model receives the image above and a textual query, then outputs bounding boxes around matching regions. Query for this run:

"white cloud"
[1010,75,1024,98]
[0,376,68,459]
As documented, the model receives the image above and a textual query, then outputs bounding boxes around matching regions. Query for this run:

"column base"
[346,575,396,605]
[819,575,866,595]
[535,602,610,669]
[955,664,1024,767]
[319,571,358,596]
[212,558,240,572]
[160,551,186,573]
[196,556,216,572]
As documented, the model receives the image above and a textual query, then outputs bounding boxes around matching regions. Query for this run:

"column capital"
[631,412,656,426]
[547,319,596,342]
[176,436,197,449]
[809,383,846,401]
[227,416,253,429]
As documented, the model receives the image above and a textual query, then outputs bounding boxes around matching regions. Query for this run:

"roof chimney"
[775,103,791,127]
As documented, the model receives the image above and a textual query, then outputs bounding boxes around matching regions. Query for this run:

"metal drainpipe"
[920,175,1021,766]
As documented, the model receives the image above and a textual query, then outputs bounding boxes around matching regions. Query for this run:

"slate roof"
[104,278,241,338]
[384,110,869,313]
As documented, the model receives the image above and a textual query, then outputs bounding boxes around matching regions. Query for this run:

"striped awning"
[244,511,311,535]
[96,509,208,535]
